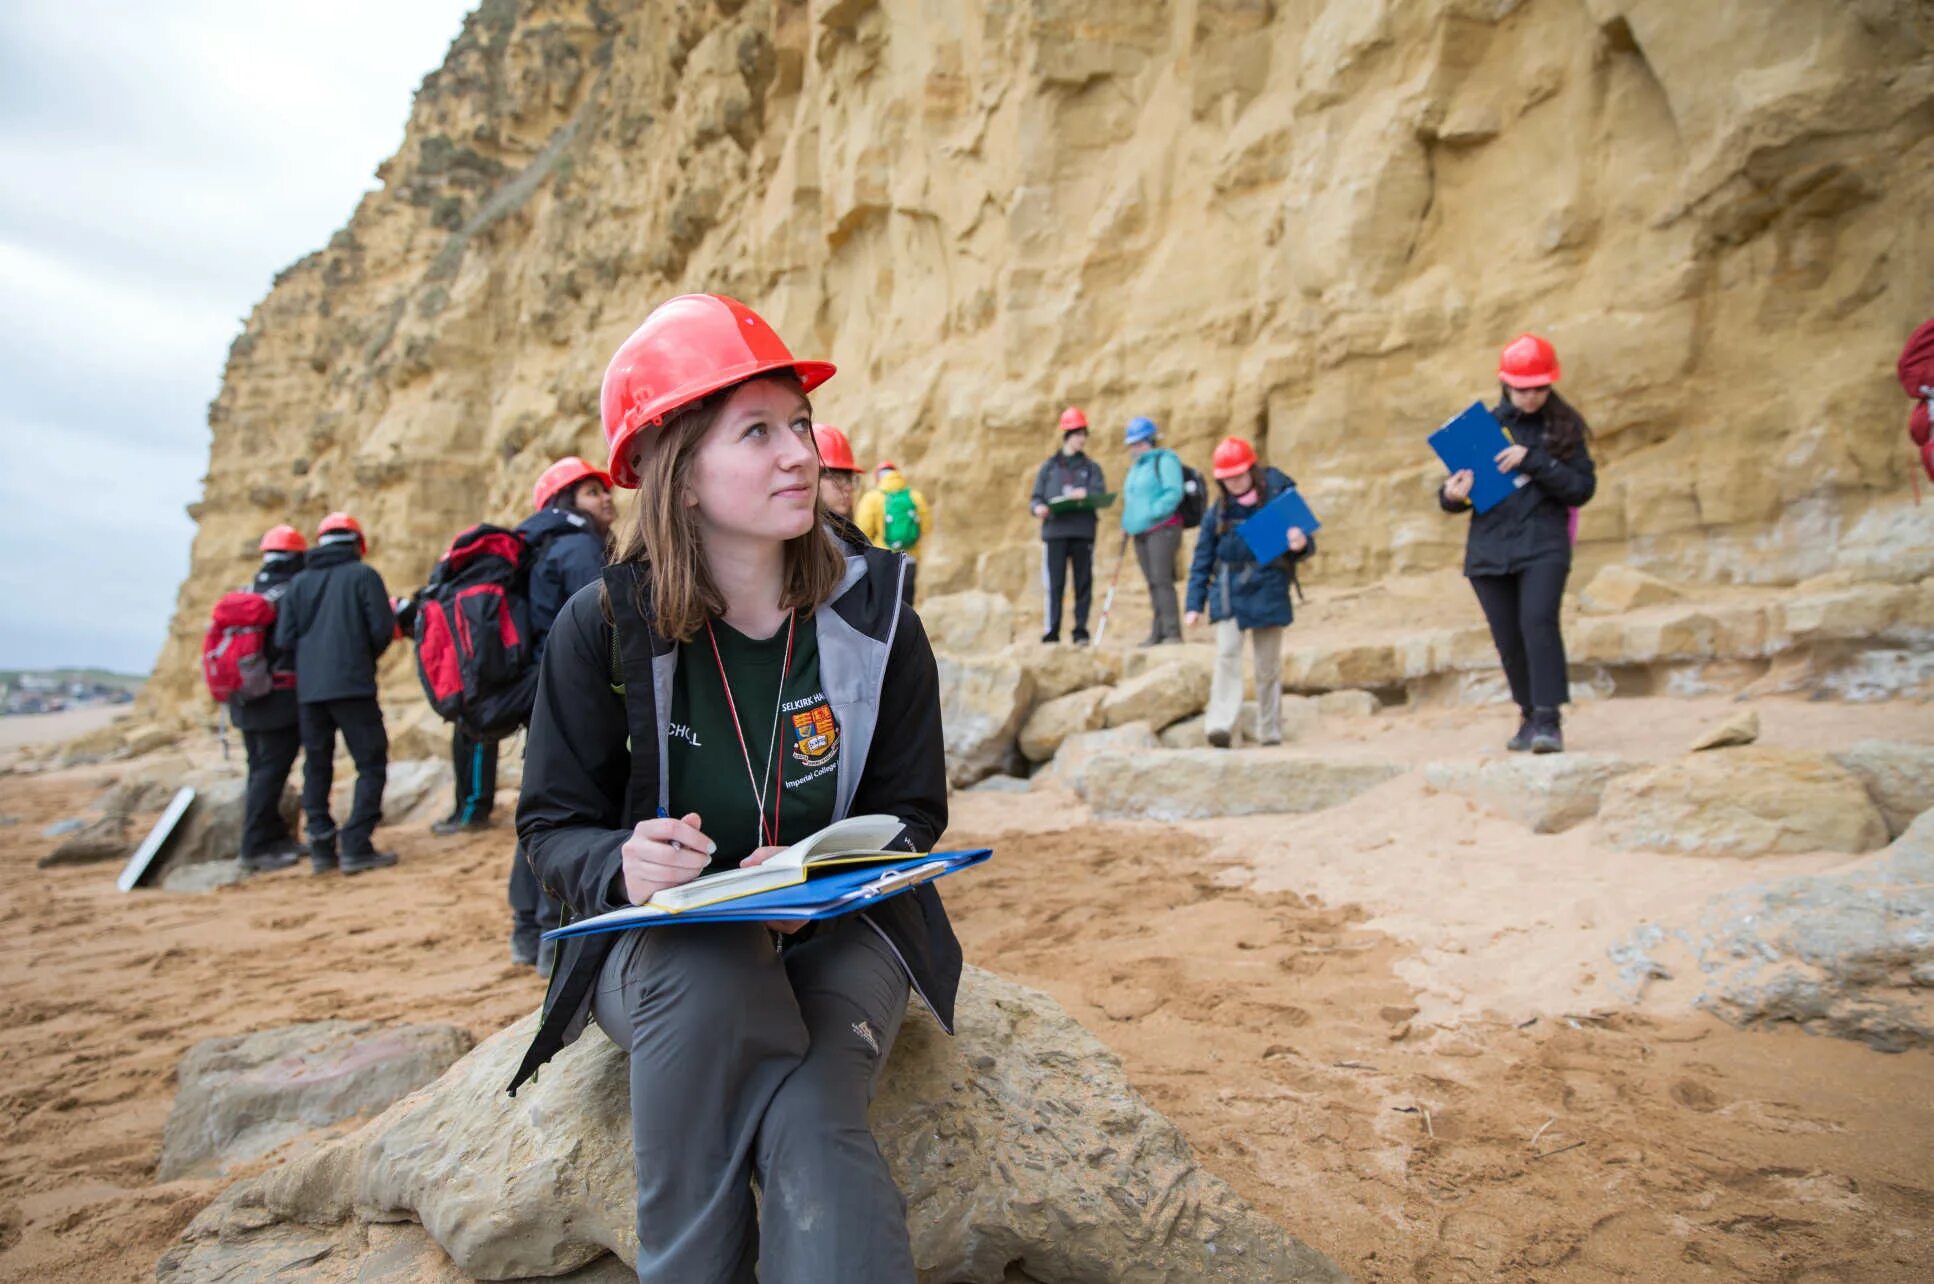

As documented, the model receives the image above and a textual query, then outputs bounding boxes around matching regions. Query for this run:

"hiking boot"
[1530,708,1564,755]
[1157,634,1183,645]
[536,938,557,979]
[1206,727,1233,749]
[240,843,301,874]
[431,813,491,837]
[1137,632,1161,649]
[309,839,338,876]
[1040,631,1060,645]
[1071,631,1092,647]
[1506,712,1535,753]
[340,849,399,875]
[510,930,539,968]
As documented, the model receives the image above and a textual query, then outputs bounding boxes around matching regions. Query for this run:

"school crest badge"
[789,703,838,767]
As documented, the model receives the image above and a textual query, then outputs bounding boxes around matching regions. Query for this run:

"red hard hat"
[532,455,614,511]
[1212,436,1259,480]
[600,294,836,488]
[1498,334,1561,389]
[258,524,307,554]
[1059,406,1089,433]
[812,424,857,473]
[875,459,897,474]
[317,511,366,553]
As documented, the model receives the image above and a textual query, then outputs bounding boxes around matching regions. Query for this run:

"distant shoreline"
[0,705,127,754]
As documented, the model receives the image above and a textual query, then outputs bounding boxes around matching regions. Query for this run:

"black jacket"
[516,507,607,656]
[1030,451,1108,541]
[230,554,303,732]
[272,537,394,703]
[509,534,956,1094]
[1439,394,1597,576]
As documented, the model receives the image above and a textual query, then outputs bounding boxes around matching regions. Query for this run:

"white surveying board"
[116,786,196,892]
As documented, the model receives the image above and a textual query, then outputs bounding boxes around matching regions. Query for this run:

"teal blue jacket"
[1121,447,1184,535]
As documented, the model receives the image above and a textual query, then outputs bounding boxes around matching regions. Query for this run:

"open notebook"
[642,813,910,914]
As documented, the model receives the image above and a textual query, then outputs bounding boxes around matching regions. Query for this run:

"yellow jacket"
[855,470,931,558]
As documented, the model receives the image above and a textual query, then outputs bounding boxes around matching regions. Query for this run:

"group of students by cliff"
[201,290,1597,1282]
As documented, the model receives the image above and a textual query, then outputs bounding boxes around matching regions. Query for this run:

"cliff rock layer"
[144,0,1934,724]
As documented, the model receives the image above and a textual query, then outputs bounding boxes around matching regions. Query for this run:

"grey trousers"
[592,918,914,1284]
[1208,618,1285,743]
[1133,523,1183,641]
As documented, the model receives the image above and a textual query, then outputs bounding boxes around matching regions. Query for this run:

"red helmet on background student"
[532,456,614,511]
[1212,436,1259,480]
[1498,334,1561,388]
[258,524,307,554]
[316,512,366,554]
[600,294,837,488]
[1058,406,1089,433]
[812,424,858,472]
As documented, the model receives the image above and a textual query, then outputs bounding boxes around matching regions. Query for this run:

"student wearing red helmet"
[227,526,309,873]
[274,511,399,873]
[1029,406,1108,643]
[1439,334,1597,753]
[810,424,861,520]
[512,294,954,1279]
[1183,437,1315,747]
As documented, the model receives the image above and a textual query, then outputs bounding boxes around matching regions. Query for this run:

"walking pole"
[1093,532,1131,648]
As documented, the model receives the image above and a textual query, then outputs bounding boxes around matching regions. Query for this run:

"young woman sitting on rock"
[509,294,958,1283]
[1439,333,1597,754]
[1183,436,1315,748]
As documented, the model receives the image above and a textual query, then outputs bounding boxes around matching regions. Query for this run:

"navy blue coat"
[1184,468,1316,630]
[516,508,607,657]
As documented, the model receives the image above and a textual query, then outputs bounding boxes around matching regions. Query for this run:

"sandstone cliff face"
[143,0,1934,725]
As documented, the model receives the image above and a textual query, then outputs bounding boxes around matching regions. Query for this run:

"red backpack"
[202,591,286,703]
[412,524,540,740]
[1898,317,1934,483]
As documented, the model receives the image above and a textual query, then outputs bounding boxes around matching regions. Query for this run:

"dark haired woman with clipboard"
[1183,436,1315,748]
[1439,334,1597,753]
[511,294,957,1282]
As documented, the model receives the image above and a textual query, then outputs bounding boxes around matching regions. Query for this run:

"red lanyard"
[704,611,796,849]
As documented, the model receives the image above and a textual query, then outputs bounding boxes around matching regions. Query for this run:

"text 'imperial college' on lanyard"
[704,611,795,851]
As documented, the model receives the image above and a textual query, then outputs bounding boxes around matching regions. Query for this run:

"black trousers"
[1042,537,1094,640]
[240,725,301,856]
[1469,561,1571,714]
[298,697,388,855]
[450,725,498,823]
[508,844,561,945]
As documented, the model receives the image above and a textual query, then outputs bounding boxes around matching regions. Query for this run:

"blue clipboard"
[542,849,992,942]
[1234,487,1320,564]
[1428,402,1526,514]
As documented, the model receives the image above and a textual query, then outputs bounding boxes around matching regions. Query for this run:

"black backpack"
[1177,462,1208,529]
[413,524,543,740]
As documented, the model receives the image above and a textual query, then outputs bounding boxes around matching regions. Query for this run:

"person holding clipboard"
[510,294,958,1283]
[1438,334,1597,753]
[1183,437,1315,748]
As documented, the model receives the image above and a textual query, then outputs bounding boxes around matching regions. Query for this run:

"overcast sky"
[0,1,476,674]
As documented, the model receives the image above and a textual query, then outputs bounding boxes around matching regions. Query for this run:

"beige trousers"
[1207,618,1284,743]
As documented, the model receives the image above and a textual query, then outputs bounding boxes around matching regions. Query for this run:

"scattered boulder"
[1609,811,1934,1052]
[1078,749,1404,821]
[154,778,300,881]
[1018,686,1109,762]
[919,589,1015,655]
[1099,660,1211,732]
[1578,564,1684,615]
[1315,689,1379,719]
[159,968,1346,1283]
[1119,642,1216,681]
[1833,740,1934,838]
[382,758,448,825]
[39,812,132,867]
[157,1020,475,1181]
[1007,642,1121,701]
[936,655,1036,787]
[1688,708,1759,752]
[1597,748,1888,857]
[1034,723,1161,793]
[1424,755,1640,834]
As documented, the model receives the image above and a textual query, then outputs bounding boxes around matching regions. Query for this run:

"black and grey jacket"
[508,533,956,1094]
[1438,393,1597,577]
[271,536,394,704]
[1030,451,1108,541]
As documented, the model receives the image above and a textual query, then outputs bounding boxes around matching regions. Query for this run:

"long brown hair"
[602,374,847,641]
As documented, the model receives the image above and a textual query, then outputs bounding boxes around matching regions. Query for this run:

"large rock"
[1159,697,1318,749]
[1314,689,1379,719]
[154,776,300,880]
[383,757,450,825]
[1018,686,1108,763]
[1033,723,1161,794]
[1423,755,1639,834]
[39,812,132,867]
[1079,749,1404,821]
[936,655,1036,788]
[1578,564,1684,615]
[1098,660,1211,732]
[1688,708,1759,752]
[1597,748,1888,857]
[158,968,1346,1283]
[157,1021,475,1181]
[919,590,1016,655]
[1008,643,1122,702]
[1833,740,1934,839]
[1609,812,1934,1052]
